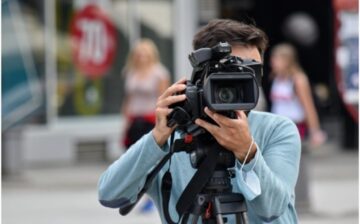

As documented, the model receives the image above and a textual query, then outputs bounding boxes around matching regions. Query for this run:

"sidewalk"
[297,142,358,224]
[2,142,358,224]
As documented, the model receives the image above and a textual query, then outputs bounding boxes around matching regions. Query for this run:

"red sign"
[70,5,117,78]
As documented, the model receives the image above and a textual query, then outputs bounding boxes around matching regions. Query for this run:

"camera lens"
[217,87,237,103]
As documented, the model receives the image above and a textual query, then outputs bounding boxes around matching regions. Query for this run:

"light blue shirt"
[98,111,301,223]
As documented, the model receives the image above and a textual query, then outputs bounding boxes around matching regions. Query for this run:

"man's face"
[231,45,262,63]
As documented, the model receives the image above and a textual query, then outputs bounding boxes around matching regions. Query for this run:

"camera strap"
[119,133,176,215]
[162,170,177,224]
[119,151,172,215]
[161,133,178,224]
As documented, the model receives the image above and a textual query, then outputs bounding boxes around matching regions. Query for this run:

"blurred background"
[1,0,358,223]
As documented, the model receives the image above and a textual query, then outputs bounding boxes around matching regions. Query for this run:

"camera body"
[167,42,262,136]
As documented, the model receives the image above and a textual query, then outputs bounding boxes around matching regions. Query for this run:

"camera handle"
[167,106,206,137]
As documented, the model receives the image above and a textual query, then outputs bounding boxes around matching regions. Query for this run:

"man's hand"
[195,107,257,163]
[152,78,187,147]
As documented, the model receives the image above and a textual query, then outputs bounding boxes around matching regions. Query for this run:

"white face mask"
[235,139,261,201]
[237,169,261,201]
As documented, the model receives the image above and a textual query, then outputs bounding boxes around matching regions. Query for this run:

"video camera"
[167,42,262,137]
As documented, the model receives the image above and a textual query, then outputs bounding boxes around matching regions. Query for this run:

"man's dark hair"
[193,19,268,58]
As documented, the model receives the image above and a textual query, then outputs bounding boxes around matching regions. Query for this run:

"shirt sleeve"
[98,131,169,208]
[235,117,301,222]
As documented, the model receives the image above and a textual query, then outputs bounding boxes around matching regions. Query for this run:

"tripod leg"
[241,212,249,224]
[235,212,248,224]
[180,213,189,224]
[216,214,224,224]
[235,213,243,224]
[191,214,200,224]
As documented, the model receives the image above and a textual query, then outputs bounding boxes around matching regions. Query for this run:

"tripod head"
[189,133,235,169]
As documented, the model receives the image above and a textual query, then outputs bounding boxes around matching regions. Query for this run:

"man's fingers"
[155,107,173,116]
[204,107,233,127]
[236,110,247,120]
[159,83,186,100]
[163,78,186,98]
[195,118,219,136]
[175,77,187,84]
[157,94,186,107]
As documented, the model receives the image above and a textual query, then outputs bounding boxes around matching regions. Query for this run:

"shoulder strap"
[119,152,172,215]
[161,170,177,224]
[161,132,179,224]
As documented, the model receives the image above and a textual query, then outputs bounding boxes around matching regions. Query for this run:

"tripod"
[176,137,249,224]
[179,169,248,224]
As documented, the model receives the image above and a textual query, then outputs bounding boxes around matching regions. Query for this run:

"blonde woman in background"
[121,39,170,213]
[122,39,170,149]
[269,43,326,212]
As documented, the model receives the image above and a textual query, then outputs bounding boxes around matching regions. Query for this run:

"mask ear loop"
[240,136,255,173]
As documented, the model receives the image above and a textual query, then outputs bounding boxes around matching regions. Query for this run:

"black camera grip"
[166,107,191,128]
[167,110,177,128]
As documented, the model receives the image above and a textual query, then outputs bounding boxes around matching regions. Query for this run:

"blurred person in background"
[121,38,170,148]
[121,38,170,212]
[269,43,326,211]
[270,43,327,146]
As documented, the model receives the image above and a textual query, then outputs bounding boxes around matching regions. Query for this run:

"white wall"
[20,116,124,166]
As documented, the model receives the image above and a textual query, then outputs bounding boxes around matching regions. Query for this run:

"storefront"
[3,0,198,167]
[2,0,358,169]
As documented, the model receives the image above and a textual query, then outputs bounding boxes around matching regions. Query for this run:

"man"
[98,19,301,223]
